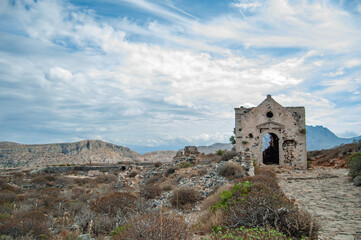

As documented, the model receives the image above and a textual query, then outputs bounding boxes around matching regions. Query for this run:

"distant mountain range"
[197,125,361,153]
[1,125,359,169]
[306,125,361,151]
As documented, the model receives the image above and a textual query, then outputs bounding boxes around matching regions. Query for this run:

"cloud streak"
[0,0,360,152]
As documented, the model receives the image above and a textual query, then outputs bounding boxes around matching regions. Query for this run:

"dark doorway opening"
[262,133,279,165]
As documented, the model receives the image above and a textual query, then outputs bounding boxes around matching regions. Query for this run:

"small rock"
[77,234,94,240]
[353,176,361,186]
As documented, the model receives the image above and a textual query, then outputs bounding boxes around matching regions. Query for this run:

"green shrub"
[178,162,193,168]
[210,226,307,240]
[216,150,225,156]
[211,181,251,212]
[221,179,319,239]
[347,152,361,179]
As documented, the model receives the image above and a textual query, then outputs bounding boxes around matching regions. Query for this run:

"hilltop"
[0,140,139,169]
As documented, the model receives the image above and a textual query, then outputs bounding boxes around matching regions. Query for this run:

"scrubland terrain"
[0,143,359,240]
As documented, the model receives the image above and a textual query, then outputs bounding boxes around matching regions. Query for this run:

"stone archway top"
[256,121,285,129]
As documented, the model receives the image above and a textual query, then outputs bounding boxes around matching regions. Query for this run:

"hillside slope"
[0,140,139,168]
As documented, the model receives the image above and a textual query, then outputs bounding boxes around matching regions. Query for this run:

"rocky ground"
[277,167,361,240]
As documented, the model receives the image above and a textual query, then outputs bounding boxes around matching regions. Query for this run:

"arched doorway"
[262,133,279,165]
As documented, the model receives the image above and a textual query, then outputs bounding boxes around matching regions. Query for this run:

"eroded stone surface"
[278,168,361,240]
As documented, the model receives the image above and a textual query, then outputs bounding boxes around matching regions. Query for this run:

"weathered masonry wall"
[235,95,307,169]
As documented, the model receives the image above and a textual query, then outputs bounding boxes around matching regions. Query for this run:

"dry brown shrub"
[114,212,190,240]
[38,187,60,197]
[0,190,17,205]
[91,192,137,216]
[218,162,245,179]
[198,167,208,176]
[140,184,162,199]
[154,162,163,168]
[92,174,117,184]
[160,183,174,192]
[194,210,224,234]
[1,183,21,193]
[201,154,221,164]
[170,187,201,209]
[128,171,137,178]
[165,166,179,176]
[145,175,162,184]
[221,151,238,161]
[73,178,88,186]
[0,210,49,238]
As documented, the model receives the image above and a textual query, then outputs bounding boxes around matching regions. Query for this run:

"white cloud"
[193,0,361,52]
[0,0,360,148]
[231,0,263,12]
[324,68,344,77]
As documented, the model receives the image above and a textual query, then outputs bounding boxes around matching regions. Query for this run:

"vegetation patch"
[347,152,361,179]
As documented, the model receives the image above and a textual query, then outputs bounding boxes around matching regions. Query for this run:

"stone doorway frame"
[262,132,280,165]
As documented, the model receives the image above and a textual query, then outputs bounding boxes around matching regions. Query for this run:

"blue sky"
[0,0,360,153]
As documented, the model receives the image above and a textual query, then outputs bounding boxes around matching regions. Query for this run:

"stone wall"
[234,95,307,169]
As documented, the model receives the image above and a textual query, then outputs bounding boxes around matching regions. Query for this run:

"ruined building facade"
[235,95,307,169]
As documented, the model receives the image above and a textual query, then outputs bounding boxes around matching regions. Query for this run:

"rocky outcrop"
[138,150,177,162]
[0,140,139,168]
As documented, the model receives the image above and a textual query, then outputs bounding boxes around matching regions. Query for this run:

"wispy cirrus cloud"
[0,0,360,151]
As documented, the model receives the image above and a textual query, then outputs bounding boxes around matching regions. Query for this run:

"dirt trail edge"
[277,167,361,240]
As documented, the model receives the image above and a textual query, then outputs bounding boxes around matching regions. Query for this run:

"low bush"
[201,184,232,211]
[113,212,190,240]
[216,150,225,156]
[0,190,17,205]
[170,187,201,209]
[220,180,319,239]
[145,175,162,184]
[1,183,21,193]
[218,162,245,179]
[347,152,361,179]
[128,171,137,178]
[210,226,302,240]
[0,210,49,238]
[198,167,208,176]
[221,151,238,161]
[166,166,179,176]
[179,162,193,168]
[91,192,137,216]
[201,153,222,164]
[92,174,116,184]
[140,184,162,199]
[154,162,163,168]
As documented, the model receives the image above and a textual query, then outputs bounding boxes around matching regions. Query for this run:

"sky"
[0,0,360,153]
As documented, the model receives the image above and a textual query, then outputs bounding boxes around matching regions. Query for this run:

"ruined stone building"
[234,95,307,169]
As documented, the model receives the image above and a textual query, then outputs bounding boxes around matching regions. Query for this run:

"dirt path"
[277,167,361,240]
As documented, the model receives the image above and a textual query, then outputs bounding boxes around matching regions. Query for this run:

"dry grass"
[195,210,224,234]
[218,162,246,179]
[201,184,232,211]
[170,187,202,209]
[91,192,137,216]
[140,184,162,199]
[114,212,190,240]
